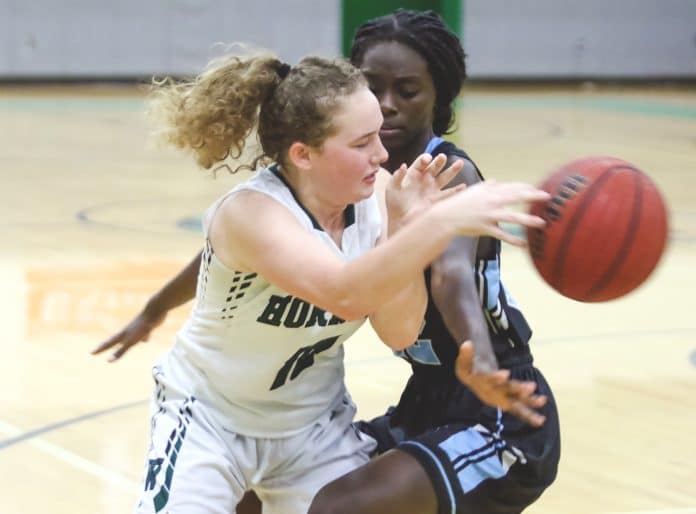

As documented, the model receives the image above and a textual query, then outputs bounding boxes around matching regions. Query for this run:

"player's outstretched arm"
[431,237,547,427]
[430,160,547,426]
[92,250,202,361]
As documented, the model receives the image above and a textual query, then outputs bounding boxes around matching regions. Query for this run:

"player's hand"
[455,341,547,427]
[386,153,465,233]
[92,309,166,362]
[436,180,550,246]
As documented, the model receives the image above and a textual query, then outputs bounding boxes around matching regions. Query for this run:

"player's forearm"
[332,208,456,320]
[143,251,202,318]
[430,238,498,371]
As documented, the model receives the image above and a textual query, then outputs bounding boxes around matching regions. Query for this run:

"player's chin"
[342,185,374,205]
[358,186,375,201]
[379,128,407,148]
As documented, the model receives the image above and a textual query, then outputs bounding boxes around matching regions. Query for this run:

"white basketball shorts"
[134,366,376,514]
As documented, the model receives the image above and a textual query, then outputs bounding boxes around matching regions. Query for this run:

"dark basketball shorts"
[357,380,560,514]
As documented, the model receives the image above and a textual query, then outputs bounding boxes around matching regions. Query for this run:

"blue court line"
[0,399,147,450]
[75,197,206,237]
[458,96,696,120]
[2,95,696,119]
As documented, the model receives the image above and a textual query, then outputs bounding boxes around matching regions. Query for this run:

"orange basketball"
[526,156,669,302]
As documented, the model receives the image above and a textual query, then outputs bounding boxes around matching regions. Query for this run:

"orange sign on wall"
[25,261,192,338]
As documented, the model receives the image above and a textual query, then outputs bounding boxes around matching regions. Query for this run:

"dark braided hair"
[350,9,467,136]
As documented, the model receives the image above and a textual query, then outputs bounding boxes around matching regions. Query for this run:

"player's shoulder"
[433,141,482,187]
[432,140,471,162]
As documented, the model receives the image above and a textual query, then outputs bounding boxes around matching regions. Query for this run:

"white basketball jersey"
[160,165,382,437]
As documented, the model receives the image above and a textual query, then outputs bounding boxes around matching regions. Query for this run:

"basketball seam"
[550,168,615,289]
[550,165,639,297]
[584,168,643,301]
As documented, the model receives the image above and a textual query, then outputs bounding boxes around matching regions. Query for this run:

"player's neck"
[277,164,348,244]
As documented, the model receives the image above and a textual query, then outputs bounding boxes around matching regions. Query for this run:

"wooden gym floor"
[1,83,695,514]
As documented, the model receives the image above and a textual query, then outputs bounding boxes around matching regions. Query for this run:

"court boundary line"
[0,418,140,492]
[0,399,147,450]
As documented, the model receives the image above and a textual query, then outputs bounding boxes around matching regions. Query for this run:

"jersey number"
[270,336,339,390]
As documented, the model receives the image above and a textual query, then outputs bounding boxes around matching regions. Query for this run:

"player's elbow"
[371,313,422,350]
[431,257,472,285]
[333,307,365,322]
[381,326,419,350]
[323,282,376,321]
[325,296,369,322]
[431,258,475,305]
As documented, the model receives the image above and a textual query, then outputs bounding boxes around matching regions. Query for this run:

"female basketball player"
[305,10,561,514]
[122,48,550,514]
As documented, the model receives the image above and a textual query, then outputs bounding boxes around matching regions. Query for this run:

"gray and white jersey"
[160,165,382,437]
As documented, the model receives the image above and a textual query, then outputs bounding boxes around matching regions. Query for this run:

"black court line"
[0,398,147,450]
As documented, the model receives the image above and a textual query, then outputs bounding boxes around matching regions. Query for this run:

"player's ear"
[287,142,313,171]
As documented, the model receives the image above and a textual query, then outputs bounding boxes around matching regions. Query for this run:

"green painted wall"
[440,0,462,38]
[341,0,462,56]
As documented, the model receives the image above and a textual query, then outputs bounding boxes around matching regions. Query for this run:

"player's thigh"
[307,449,438,514]
[235,491,262,514]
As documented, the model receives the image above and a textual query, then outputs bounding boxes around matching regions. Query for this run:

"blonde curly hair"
[148,50,366,172]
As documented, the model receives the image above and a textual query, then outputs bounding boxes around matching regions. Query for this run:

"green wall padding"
[341,0,462,56]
